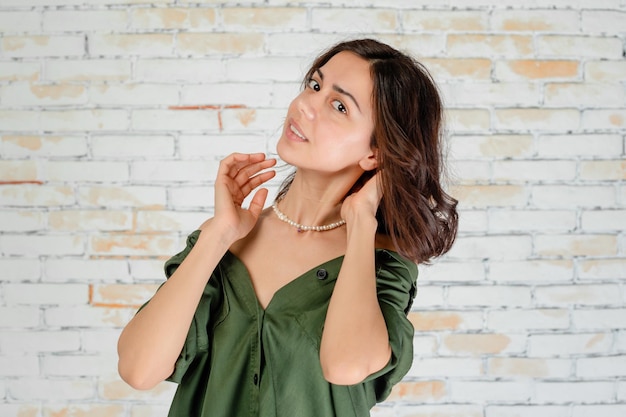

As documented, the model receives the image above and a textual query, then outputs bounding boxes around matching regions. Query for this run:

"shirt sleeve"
[160,230,219,384]
[363,249,418,401]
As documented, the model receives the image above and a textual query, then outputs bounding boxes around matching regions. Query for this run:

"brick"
[534,381,614,404]
[92,283,158,307]
[582,210,626,231]
[387,380,447,402]
[77,186,165,208]
[90,33,173,57]
[90,83,179,106]
[1,136,88,157]
[9,378,94,401]
[530,332,613,356]
[90,233,178,256]
[545,83,624,107]
[447,35,533,58]
[535,284,622,306]
[532,185,616,208]
[582,11,626,34]
[131,7,191,29]
[312,9,397,33]
[487,309,569,331]
[99,376,176,401]
[620,381,626,401]
[45,306,133,328]
[0,258,41,282]
[418,260,485,282]
[177,33,264,56]
[579,259,626,280]
[129,259,165,281]
[136,210,208,232]
[422,58,492,81]
[181,83,274,107]
[2,35,84,58]
[412,334,438,355]
[488,357,571,378]
[0,210,45,232]
[490,210,576,233]
[537,134,623,158]
[449,380,531,402]
[446,235,533,261]
[399,405,483,417]
[495,60,579,81]
[178,135,266,159]
[0,11,40,32]
[445,82,539,106]
[92,135,175,157]
[0,110,40,131]
[81,329,122,353]
[409,310,483,331]
[3,82,88,106]
[407,357,483,378]
[583,109,626,130]
[0,61,40,81]
[222,7,307,30]
[0,306,40,328]
[0,355,39,376]
[49,210,132,232]
[131,160,218,182]
[577,355,626,377]
[486,405,570,417]
[403,10,487,31]
[0,331,80,353]
[44,161,129,182]
[266,33,350,57]
[0,160,38,182]
[43,10,128,31]
[451,185,529,208]
[131,109,219,131]
[448,285,532,307]
[535,235,617,257]
[42,404,125,417]
[40,109,129,132]
[449,135,534,159]
[131,405,173,417]
[135,59,224,83]
[4,283,88,306]
[580,161,626,181]
[573,405,626,417]
[447,109,490,132]
[492,10,579,32]
[45,59,131,81]
[448,161,489,184]
[41,354,117,376]
[493,161,577,182]
[0,185,74,207]
[456,210,488,233]
[0,234,84,256]
[0,405,39,417]
[572,309,626,330]
[1,0,170,4]
[412,286,445,307]
[441,333,525,355]
[537,36,623,59]
[45,258,130,283]
[494,108,580,132]
[586,61,626,82]
[489,260,573,282]
[376,34,445,57]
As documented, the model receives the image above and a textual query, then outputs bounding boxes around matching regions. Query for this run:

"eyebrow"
[316,68,361,112]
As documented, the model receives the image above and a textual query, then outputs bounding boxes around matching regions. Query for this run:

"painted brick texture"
[0,1,624,417]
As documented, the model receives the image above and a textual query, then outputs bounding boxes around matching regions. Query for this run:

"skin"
[117,51,393,389]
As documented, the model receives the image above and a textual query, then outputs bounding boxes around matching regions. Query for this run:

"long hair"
[277,39,458,264]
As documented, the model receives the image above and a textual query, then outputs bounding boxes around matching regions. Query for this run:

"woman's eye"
[332,100,347,114]
[307,78,320,91]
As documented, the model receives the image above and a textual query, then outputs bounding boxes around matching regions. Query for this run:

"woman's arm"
[117,153,275,390]
[320,173,391,385]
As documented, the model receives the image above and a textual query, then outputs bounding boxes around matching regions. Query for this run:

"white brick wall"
[0,1,624,416]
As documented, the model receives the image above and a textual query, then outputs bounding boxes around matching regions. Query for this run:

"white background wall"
[0,1,625,416]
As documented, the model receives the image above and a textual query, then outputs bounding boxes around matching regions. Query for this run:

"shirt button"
[316,269,328,280]
[253,374,258,385]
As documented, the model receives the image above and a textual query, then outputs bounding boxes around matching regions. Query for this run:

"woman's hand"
[202,153,276,243]
[341,171,382,225]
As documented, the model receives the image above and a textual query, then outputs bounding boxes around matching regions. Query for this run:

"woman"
[118,38,458,417]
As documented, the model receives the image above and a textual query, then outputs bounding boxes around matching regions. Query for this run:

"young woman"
[118,38,458,417]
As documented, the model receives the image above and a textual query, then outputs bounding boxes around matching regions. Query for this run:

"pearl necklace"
[272,200,346,233]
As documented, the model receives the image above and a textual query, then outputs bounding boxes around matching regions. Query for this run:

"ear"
[358,148,378,171]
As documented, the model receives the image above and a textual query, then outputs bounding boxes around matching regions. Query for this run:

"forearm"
[320,213,391,385]
[117,222,233,389]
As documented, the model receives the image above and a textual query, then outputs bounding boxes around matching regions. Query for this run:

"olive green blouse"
[158,230,418,417]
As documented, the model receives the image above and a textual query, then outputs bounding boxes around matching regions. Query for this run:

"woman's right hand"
[203,153,276,244]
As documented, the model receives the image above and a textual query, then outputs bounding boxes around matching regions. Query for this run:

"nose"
[297,92,315,120]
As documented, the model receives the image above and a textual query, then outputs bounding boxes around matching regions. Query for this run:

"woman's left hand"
[341,172,382,224]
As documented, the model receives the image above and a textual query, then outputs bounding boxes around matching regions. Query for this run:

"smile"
[289,124,308,141]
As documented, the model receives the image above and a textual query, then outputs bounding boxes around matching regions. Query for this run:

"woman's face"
[277,51,377,176]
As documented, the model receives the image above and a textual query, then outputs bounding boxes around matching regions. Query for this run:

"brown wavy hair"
[277,38,458,264]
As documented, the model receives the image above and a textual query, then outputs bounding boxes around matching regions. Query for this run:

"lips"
[287,119,308,142]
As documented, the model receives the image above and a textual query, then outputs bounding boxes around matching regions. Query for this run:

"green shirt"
[160,230,418,417]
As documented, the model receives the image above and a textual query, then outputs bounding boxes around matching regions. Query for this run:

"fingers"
[248,188,269,219]
[218,153,269,179]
